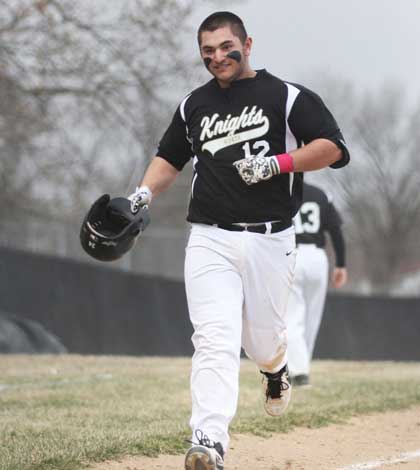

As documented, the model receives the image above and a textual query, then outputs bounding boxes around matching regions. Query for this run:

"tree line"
[1,0,419,294]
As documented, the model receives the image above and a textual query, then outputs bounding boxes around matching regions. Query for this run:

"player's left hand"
[127,186,152,213]
[233,156,280,185]
[331,267,348,288]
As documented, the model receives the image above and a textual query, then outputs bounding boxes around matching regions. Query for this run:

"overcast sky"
[194,0,420,99]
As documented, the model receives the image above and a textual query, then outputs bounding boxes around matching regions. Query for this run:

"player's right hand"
[127,186,152,214]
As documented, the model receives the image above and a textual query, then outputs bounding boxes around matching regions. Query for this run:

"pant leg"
[284,250,311,376]
[184,224,243,452]
[304,247,329,359]
[241,227,296,373]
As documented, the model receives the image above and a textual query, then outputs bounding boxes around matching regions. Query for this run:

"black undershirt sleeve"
[325,201,346,267]
[288,87,350,168]
[328,225,346,267]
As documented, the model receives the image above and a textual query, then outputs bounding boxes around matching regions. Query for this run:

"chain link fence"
[0,216,189,280]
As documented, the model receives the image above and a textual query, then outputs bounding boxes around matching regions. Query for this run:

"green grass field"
[1,355,420,470]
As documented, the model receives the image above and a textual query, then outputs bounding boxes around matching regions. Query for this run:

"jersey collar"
[213,69,268,89]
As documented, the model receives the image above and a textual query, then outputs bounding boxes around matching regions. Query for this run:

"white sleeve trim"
[284,82,301,195]
[180,93,192,122]
[284,82,300,152]
[191,156,198,198]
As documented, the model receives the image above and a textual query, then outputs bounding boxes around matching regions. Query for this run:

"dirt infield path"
[91,406,420,470]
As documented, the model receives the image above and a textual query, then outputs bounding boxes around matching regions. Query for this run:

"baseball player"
[125,12,350,470]
[286,182,348,387]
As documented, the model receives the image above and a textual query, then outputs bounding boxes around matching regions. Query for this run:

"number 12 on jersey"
[242,141,270,158]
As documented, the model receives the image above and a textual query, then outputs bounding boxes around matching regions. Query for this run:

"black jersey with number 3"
[157,70,350,226]
[295,182,346,266]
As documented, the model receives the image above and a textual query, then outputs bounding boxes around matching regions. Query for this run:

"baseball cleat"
[185,430,224,470]
[291,374,311,388]
[261,364,292,416]
[184,443,224,470]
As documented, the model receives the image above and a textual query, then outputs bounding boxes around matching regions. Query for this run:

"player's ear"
[243,36,252,57]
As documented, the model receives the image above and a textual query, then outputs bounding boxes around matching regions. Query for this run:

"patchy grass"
[0,355,419,470]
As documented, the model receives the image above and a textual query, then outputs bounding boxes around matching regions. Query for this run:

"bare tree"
[309,78,420,294]
[0,0,210,221]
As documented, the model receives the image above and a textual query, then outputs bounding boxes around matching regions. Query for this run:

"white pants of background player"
[184,223,296,452]
[285,244,328,377]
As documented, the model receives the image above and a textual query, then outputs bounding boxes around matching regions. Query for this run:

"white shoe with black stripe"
[262,364,292,416]
[184,431,224,470]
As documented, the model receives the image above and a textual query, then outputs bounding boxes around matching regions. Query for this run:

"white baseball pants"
[184,223,296,451]
[285,244,328,377]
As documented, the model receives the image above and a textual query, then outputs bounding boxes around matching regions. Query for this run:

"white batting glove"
[233,156,280,185]
[127,186,152,213]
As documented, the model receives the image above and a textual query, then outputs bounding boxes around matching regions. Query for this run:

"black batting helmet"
[80,194,150,262]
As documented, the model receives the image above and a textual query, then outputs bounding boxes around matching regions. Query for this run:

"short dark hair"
[197,11,248,45]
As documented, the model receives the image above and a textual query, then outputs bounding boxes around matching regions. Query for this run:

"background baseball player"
[94,11,351,470]
[285,181,348,387]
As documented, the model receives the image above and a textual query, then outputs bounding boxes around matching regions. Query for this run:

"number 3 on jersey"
[294,202,321,234]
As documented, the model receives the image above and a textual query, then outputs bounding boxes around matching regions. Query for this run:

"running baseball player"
[286,182,348,387]
[122,12,349,470]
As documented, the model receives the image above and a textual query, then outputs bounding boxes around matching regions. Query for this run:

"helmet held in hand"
[80,194,150,262]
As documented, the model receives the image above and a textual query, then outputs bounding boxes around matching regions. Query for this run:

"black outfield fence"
[316,294,420,360]
[0,247,192,356]
[1,247,419,359]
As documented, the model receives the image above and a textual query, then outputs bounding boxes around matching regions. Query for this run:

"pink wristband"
[275,153,294,173]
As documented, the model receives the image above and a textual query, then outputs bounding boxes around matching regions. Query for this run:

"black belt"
[297,242,323,248]
[215,220,291,234]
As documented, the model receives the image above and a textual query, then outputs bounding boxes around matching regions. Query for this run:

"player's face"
[199,26,252,87]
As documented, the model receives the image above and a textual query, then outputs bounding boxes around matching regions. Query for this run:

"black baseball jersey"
[157,69,350,225]
[295,182,346,266]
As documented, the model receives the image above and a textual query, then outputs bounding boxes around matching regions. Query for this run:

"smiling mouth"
[213,64,231,71]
